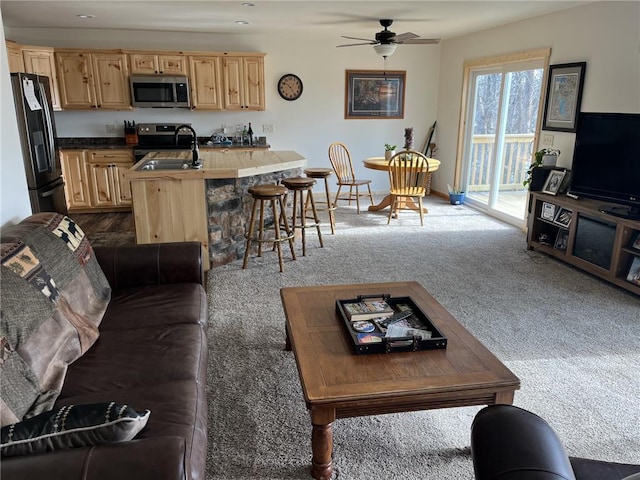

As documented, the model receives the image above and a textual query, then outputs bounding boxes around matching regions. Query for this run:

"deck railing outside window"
[468,134,534,192]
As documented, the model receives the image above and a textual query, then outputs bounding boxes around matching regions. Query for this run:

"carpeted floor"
[205,196,640,479]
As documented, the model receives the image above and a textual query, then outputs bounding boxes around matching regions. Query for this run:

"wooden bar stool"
[281,177,324,257]
[242,184,296,272]
[304,167,337,234]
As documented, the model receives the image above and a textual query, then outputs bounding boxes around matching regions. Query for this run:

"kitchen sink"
[136,159,199,171]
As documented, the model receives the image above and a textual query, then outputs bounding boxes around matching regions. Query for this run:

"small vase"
[385,150,395,160]
[541,154,557,166]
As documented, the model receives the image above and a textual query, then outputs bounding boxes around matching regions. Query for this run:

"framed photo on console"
[554,229,569,251]
[626,257,640,286]
[629,232,640,252]
[542,170,566,195]
[554,207,573,228]
[541,202,557,221]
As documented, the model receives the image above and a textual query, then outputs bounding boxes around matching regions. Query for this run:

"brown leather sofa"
[1,240,208,480]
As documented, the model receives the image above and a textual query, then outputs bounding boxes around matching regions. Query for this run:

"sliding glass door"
[461,60,544,226]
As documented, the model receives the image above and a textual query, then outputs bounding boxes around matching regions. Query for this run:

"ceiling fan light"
[373,43,397,57]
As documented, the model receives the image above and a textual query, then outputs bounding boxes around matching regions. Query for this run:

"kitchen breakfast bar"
[125,150,307,270]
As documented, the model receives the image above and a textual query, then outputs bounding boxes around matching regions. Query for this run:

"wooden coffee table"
[280,281,520,480]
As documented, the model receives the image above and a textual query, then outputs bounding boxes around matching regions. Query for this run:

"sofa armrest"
[93,242,204,289]
[471,404,576,480]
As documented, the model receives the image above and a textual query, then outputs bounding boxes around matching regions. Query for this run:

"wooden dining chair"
[327,142,374,214]
[387,150,431,226]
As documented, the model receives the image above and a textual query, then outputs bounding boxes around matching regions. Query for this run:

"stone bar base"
[206,168,302,267]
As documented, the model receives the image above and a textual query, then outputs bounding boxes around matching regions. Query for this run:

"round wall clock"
[277,74,303,101]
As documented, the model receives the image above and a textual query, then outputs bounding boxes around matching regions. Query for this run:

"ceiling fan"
[337,19,440,58]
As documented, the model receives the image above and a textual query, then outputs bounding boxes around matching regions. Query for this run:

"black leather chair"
[471,404,640,480]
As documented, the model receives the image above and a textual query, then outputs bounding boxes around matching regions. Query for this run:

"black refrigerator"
[10,72,67,215]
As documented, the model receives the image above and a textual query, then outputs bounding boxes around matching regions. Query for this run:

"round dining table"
[362,156,441,212]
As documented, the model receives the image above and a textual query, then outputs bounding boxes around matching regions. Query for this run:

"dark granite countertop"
[57,137,133,150]
[57,137,269,150]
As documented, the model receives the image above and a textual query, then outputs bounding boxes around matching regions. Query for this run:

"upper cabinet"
[22,48,61,111]
[6,40,25,72]
[129,53,187,75]
[188,56,223,110]
[7,41,266,111]
[55,50,131,110]
[222,55,265,111]
[92,54,132,109]
[6,41,61,110]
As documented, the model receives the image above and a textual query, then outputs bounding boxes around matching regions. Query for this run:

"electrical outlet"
[262,123,274,134]
[105,124,118,134]
[541,133,554,148]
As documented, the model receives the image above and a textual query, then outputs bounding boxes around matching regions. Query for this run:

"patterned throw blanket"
[0,213,111,426]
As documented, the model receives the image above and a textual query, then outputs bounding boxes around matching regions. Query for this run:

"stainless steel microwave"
[129,75,191,108]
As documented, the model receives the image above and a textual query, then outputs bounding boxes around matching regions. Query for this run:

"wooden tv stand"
[527,192,640,295]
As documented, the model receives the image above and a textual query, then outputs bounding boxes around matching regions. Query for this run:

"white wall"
[435,1,640,192]
[4,1,639,204]
[0,9,31,227]
[3,26,441,193]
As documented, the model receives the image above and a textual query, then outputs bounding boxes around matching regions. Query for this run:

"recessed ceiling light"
[76,14,95,19]
[241,3,255,6]
[235,20,250,25]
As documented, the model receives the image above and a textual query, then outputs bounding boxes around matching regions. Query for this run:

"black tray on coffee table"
[336,294,447,354]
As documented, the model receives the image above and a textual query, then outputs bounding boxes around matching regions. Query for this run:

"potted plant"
[523,148,561,188]
[384,143,397,160]
[447,184,466,205]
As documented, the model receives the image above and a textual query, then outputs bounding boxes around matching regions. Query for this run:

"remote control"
[379,310,413,328]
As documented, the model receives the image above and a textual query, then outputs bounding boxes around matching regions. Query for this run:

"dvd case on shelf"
[342,298,394,320]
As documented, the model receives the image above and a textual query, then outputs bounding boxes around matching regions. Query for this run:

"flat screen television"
[569,112,640,220]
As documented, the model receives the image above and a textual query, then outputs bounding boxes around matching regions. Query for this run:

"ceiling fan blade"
[398,38,441,45]
[337,42,376,48]
[341,35,377,42]
[391,32,419,42]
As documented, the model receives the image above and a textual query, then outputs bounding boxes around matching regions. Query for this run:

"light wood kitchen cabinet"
[6,41,61,110]
[56,51,131,110]
[6,40,25,72]
[222,56,265,110]
[60,150,92,209]
[188,56,223,110]
[87,150,134,207]
[129,53,187,75]
[22,47,61,110]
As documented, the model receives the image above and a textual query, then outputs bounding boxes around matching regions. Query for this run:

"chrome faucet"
[175,124,201,168]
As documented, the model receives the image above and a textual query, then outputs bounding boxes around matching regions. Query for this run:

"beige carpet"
[205,196,640,479]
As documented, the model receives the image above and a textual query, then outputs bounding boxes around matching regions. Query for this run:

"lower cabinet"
[129,177,210,270]
[60,150,92,209]
[60,149,133,212]
[527,192,640,295]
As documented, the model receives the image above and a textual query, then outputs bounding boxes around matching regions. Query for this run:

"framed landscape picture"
[542,62,587,132]
[345,70,406,119]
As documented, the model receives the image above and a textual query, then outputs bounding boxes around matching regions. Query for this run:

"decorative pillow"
[0,213,111,426]
[0,402,150,457]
